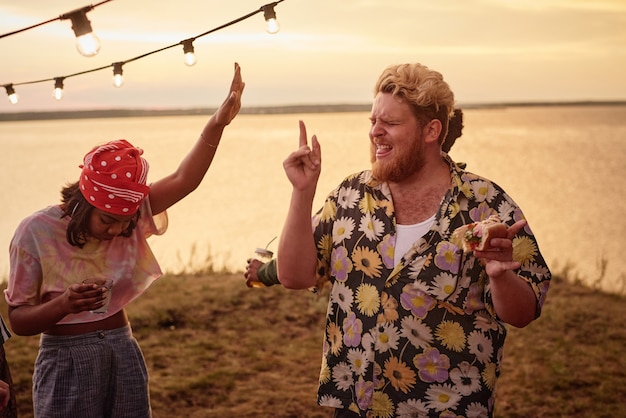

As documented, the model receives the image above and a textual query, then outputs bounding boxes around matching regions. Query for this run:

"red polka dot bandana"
[79,139,151,215]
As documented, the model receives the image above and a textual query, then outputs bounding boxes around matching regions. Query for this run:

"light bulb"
[265,18,280,34]
[263,5,280,34]
[53,78,65,100]
[63,7,101,57]
[4,85,18,104]
[182,40,197,66]
[76,33,101,57]
[184,52,197,66]
[112,63,124,88]
[113,74,124,87]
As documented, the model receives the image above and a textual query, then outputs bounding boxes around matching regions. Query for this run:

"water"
[1,105,625,294]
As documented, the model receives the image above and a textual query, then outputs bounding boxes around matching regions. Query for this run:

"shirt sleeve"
[257,259,280,286]
[138,195,168,238]
[5,237,43,307]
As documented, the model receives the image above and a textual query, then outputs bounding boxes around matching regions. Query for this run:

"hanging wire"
[1,0,285,101]
[0,0,114,40]
[111,1,284,67]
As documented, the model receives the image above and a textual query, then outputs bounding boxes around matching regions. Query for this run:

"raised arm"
[277,121,321,289]
[149,63,245,215]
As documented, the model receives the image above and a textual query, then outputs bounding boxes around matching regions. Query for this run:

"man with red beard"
[276,63,551,417]
[244,109,465,288]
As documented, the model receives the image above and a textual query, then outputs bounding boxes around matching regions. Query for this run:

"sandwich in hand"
[451,215,507,252]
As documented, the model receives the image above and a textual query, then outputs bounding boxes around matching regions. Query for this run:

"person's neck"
[389,156,451,225]
[390,154,449,192]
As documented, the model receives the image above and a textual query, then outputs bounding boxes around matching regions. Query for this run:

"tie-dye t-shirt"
[5,198,167,325]
[312,156,551,417]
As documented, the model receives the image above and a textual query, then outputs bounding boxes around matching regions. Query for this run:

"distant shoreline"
[1,100,625,122]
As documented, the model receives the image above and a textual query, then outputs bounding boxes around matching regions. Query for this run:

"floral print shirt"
[5,198,167,325]
[312,156,551,417]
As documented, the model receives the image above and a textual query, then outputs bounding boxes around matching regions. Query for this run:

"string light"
[0,1,112,58]
[53,78,65,100]
[4,85,18,105]
[182,39,197,66]
[262,4,280,34]
[60,6,102,57]
[0,0,287,105]
[112,63,124,87]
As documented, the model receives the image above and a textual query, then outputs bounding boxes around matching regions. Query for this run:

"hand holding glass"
[82,278,114,313]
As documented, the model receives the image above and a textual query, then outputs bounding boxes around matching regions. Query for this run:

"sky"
[1,0,625,112]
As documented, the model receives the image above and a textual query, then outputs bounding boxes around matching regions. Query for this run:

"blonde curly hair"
[374,63,455,144]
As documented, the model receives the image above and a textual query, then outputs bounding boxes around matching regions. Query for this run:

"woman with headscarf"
[4,63,244,418]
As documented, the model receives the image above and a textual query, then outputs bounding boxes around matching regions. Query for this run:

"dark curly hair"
[441,109,464,153]
[60,182,139,248]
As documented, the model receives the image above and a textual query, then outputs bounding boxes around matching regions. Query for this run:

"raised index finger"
[507,219,527,239]
[299,120,308,148]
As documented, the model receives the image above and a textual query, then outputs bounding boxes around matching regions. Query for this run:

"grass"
[1,272,625,418]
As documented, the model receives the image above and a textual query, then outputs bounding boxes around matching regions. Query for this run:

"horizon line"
[1,100,625,122]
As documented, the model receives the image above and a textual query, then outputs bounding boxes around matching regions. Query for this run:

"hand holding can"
[246,248,273,288]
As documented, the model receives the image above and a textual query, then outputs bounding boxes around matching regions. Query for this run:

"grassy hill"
[2,272,625,417]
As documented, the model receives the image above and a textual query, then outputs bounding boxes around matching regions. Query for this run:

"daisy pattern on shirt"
[338,186,361,209]
[359,213,385,241]
[311,160,551,416]
[332,282,354,313]
[347,348,369,376]
[372,323,400,353]
[333,217,356,245]
[400,316,433,349]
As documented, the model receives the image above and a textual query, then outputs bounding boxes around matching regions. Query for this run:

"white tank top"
[395,214,436,265]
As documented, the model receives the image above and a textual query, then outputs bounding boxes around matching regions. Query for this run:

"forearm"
[169,61,242,193]
[177,117,227,188]
[277,190,318,289]
[174,116,225,190]
[171,63,243,193]
[151,118,227,214]
[8,301,69,336]
[490,270,537,328]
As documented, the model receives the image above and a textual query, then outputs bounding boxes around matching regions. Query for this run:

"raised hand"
[213,62,245,127]
[282,120,321,192]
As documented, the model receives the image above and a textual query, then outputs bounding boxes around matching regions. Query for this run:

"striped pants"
[34,324,151,418]
[0,345,17,418]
